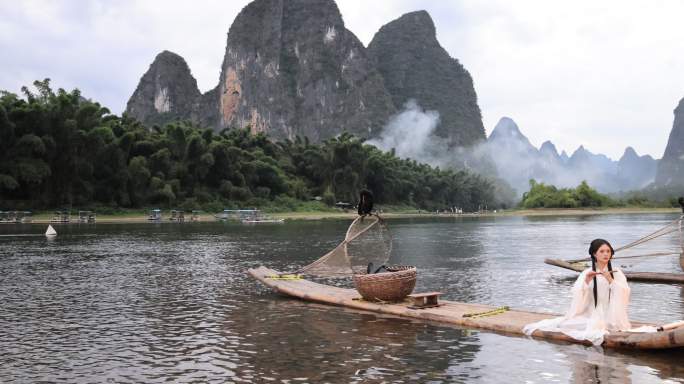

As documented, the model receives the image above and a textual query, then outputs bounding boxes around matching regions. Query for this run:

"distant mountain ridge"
[125,0,485,146]
[481,117,658,194]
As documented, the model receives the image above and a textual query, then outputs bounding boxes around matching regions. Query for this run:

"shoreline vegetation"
[2,80,682,217]
[13,206,681,224]
[0,80,507,215]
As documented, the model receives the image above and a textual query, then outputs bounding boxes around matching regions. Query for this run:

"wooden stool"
[407,292,443,309]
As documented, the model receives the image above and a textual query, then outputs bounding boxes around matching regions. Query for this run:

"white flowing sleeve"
[565,269,592,318]
[606,269,631,331]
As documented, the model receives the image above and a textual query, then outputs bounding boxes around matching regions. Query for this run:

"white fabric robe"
[523,268,633,346]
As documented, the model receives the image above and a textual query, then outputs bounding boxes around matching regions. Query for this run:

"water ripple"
[1,218,683,382]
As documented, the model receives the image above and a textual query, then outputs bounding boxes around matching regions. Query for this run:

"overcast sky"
[2,0,683,159]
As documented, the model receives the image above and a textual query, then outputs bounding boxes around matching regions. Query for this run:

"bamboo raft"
[544,258,684,284]
[249,266,684,350]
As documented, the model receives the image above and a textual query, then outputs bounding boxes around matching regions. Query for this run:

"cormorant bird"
[357,189,374,216]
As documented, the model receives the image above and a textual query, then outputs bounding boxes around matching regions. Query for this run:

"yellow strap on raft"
[265,274,303,280]
[463,306,510,318]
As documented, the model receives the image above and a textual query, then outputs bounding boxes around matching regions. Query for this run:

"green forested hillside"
[0,80,502,212]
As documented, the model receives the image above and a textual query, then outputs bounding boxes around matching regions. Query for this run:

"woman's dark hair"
[588,238,614,307]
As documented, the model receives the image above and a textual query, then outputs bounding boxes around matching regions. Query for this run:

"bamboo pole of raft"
[658,320,684,332]
[543,258,684,284]
[567,251,681,264]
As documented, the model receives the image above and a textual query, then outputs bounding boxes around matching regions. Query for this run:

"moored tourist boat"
[214,209,258,221]
[169,210,185,222]
[0,211,32,223]
[51,210,70,223]
[239,210,284,224]
[147,209,162,221]
[78,211,96,223]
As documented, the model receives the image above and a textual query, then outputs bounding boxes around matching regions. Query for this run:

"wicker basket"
[353,265,417,302]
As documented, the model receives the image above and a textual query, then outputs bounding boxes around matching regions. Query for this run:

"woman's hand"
[585,271,599,284]
[585,270,615,284]
[601,270,615,284]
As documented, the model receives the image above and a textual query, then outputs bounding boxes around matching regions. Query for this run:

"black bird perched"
[678,197,684,213]
[357,189,374,216]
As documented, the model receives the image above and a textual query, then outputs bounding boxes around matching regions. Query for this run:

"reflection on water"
[1,215,683,383]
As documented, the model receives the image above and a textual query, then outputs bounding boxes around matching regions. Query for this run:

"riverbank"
[274,207,681,220]
[12,207,680,224]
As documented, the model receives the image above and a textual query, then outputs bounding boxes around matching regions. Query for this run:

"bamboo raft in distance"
[544,258,684,284]
[249,266,684,350]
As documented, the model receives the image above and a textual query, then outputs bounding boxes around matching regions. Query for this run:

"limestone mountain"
[126,0,396,142]
[481,117,543,194]
[539,141,564,165]
[214,0,395,141]
[559,150,570,164]
[368,11,485,147]
[125,51,201,126]
[487,117,536,154]
[655,97,684,186]
[617,147,657,190]
[568,145,617,175]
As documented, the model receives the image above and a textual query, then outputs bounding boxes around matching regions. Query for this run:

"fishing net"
[296,215,392,277]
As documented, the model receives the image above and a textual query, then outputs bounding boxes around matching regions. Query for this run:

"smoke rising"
[366,100,447,168]
[367,103,657,202]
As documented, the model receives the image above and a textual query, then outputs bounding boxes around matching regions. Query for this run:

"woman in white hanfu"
[523,239,634,346]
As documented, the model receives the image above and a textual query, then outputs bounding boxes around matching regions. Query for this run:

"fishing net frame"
[294,214,393,277]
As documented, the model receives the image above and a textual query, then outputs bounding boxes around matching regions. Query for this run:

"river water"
[1,214,683,383]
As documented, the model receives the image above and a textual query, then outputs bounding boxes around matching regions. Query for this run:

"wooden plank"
[544,258,584,272]
[408,291,443,309]
[544,258,684,284]
[248,266,684,350]
[409,291,443,298]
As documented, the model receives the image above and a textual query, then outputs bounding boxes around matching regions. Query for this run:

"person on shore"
[523,239,635,345]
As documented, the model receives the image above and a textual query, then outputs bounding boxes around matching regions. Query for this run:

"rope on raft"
[265,274,303,280]
[568,251,682,263]
[567,214,684,263]
[614,222,680,252]
[463,306,510,318]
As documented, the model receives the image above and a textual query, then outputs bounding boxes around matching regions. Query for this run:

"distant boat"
[241,217,285,224]
[214,209,258,221]
[78,211,96,223]
[240,210,284,224]
[147,209,162,221]
[214,209,284,223]
[50,210,70,223]
[0,211,32,224]
[169,209,185,222]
